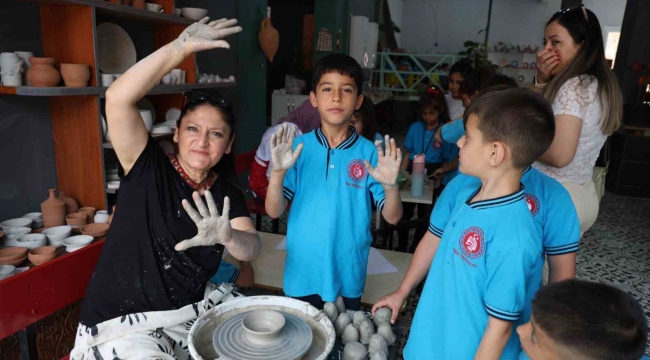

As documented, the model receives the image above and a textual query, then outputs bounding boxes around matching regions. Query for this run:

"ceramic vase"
[94,210,109,224]
[41,188,65,229]
[131,0,145,9]
[27,57,60,87]
[258,18,279,62]
[58,191,79,214]
[60,64,90,87]
[14,52,33,85]
[0,52,25,87]
[79,207,97,224]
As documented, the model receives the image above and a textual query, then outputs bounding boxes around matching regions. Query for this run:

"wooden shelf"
[102,131,174,148]
[100,82,237,97]
[0,83,235,97]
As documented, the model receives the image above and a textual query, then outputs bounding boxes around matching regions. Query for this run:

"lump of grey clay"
[370,350,388,360]
[377,323,396,346]
[359,320,375,345]
[335,295,346,314]
[335,312,352,336]
[324,302,339,323]
[373,307,392,327]
[368,334,388,357]
[353,311,367,329]
[343,341,368,360]
[342,323,360,345]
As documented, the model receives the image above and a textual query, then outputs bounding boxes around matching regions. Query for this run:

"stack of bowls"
[42,226,71,246]
[0,247,28,266]
[22,212,43,229]
[14,234,47,250]
[1,218,33,230]
[4,227,31,241]
[66,213,88,231]
[0,265,16,281]
[28,246,57,265]
[63,235,94,252]
[80,223,110,238]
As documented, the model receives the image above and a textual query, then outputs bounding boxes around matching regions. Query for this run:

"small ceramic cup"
[94,210,109,224]
[101,74,114,87]
[78,207,96,224]
[171,69,182,84]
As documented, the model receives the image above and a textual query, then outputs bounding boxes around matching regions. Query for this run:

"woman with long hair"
[533,5,622,236]
[70,18,261,359]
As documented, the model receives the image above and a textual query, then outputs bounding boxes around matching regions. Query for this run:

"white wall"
[388,0,404,47]
[400,0,627,55]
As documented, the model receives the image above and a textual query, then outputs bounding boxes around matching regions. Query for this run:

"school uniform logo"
[459,227,485,259]
[433,142,442,149]
[347,159,367,183]
[524,193,540,216]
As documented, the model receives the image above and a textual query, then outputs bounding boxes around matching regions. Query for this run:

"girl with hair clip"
[533,5,622,236]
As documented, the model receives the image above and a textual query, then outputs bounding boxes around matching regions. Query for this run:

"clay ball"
[335,295,346,314]
[324,302,339,323]
[373,307,392,327]
[370,350,388,360]
[377,323,396,346]
[368,334,388,356]
[342,323,360,345]
[343,341,369,360]
[359,320,374,345]
[353,311,367,329]
[335,312,352,336]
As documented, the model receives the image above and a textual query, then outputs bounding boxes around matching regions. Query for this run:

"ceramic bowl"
[4,227,31,238]
[32,220,44,229]
[181,7,208,20]
[15,234,47,250]
[145,3,162,11]
[28,246,57,266]
[0,265,16,281]
[0,247,28,263]
[0,255,27,266]
[242,310,286,345]
[94,211,109,224]
[63,235,94,252]
[1,218,33,230]
[107,181,120,190]
[22,212,43,221]
[66,213,87,228]
[80,223,110,238]
[42,226,72,246]
[151,125,172,134]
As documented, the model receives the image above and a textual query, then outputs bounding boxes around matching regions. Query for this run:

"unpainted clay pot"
[60,64,90,87]
[258,18,279,62]
[58,191,79,214]
[41,188,65,228]
[79,207,97,224]
[131,0,145,9]
[27,57,60,87]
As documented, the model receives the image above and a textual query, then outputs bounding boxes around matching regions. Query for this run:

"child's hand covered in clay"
[270,123,304,171]
[365,135,401,189]
[371,290,406,324]
[178,18,243,54]
[175,191,233,251]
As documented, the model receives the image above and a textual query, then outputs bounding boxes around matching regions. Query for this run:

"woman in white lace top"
[533,5,622,236]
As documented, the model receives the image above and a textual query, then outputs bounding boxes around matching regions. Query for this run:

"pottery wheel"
[212,310,313,360]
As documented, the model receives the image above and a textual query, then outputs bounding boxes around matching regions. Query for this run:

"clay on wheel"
[368,334,388,357]
[373,307,392,327]
[342,323,360,345]
[343,341,369,360]
[353,311,367,329]
[324,302,339,323]
[335,312,352,336]
[335,295,346,314]
[377,323,396,346]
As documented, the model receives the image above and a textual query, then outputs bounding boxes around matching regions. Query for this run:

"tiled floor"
[251,191,650,358]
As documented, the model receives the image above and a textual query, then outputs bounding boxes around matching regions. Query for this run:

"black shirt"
[80,137,249,328]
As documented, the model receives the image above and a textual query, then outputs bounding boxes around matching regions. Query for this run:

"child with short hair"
[265,54,403,310]
[351,96,384,148]
[517,279,648,360]
[374,88,557,359]
[446,60,474,119]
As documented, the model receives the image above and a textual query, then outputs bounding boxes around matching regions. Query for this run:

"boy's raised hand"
[270,123,304,172]
[365,135,402,188]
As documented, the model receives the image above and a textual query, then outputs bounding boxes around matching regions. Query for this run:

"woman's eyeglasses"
[557,4,588,22]
[181,90,232,111]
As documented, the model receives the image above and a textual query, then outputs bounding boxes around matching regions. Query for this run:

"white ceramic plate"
[97,23,137,74]
[165,108,181,122]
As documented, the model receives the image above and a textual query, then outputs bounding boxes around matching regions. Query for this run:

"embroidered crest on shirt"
[433,141,442,149]
[347,159,367,183]
[459,227,485,259]
[524,193,540,216]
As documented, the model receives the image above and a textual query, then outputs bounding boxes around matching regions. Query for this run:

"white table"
[227,232,414,308]
[375,180,434,229]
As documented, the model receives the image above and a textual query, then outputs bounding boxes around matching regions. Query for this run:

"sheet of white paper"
[276,238,396,275]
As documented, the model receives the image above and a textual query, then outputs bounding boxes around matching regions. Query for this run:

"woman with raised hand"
[71,18,261,359]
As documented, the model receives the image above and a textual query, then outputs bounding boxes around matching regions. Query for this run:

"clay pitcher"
[258,18,279,62]
[58,191,79,214]
[41,188,65,228]
[27,57,61,87]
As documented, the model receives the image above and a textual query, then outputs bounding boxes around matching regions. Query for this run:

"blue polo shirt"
[441,141,460,185]
[404,178,542,360]
[404,121,443,163]
[282,126,386,301]
[440,117,466,144]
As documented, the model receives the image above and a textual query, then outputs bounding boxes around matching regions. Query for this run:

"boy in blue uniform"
[374,88,556,359]
[265,54,403,310]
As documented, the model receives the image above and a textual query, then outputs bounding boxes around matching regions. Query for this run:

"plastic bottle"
[411,154,425,197]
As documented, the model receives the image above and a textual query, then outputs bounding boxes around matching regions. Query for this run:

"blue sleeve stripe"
[545,246,579,256]
[545,243,580,252]
[428,224,443,237]
[375,197,386,212]
[282,187,294,201]
[229,267,240,284]
[485,304,520,322]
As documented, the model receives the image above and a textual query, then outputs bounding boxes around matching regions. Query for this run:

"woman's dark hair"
[420,85,451,124]
[459,73,482,96]
[449,59,474,79]
[178,92,240,187]
[353,96,378,141]
[544,7,622,135]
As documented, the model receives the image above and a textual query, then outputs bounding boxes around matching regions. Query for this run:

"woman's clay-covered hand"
[342,324,360,345]
[536,48,560,83]
[343,341,368,360]
[175,191,233,251]
[177,18,243,54]
[371,291,405,324]
[365,136,402,188]
[270,123,304,172]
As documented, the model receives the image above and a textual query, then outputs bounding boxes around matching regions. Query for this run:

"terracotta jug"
[27,57,61,87]
[60,64,90,87]
[131,0,145,9]
[58,191,79,214]
[41,188,65,228]
[259,18,279,62]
